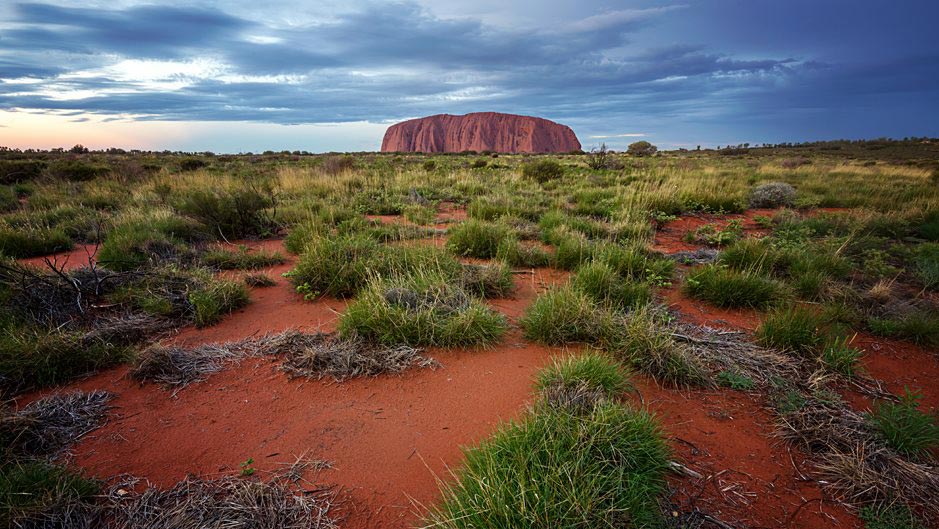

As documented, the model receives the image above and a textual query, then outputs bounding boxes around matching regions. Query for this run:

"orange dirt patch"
[661,285,763,331]
[642,381,860,529]
[652,208,777,254]
[17,243,100,271]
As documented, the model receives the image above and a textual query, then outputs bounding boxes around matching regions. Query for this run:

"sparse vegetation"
[3,144,939,528]
[867,389,939,459]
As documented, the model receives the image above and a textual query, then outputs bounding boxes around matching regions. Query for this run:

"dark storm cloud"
[9,3,250,57]
[0,0,937,144]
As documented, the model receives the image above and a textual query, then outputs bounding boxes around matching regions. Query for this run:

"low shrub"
[521,159,564,183]
[426,402,670,529]
[175,184,275,239]
[339,273,507,347]
[867,389,939,459]
[684,265,786,308]
[749,182,796,208]
[0,160,46,184]
[48,160,110,182]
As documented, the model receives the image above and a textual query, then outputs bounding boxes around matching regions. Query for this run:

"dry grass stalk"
[671,324,798,384]
[1,390,113,457]
[104,475,338,529]
[131,330,435,388]
[278,333,435,382]
[777,400,939,518]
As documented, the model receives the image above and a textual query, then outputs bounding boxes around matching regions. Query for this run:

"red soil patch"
[17,243,100,271]
[652,208,777,254]
[170,239,350,346]
[641,381,860,529]
[661,285,763,331]
[847,332,939,412]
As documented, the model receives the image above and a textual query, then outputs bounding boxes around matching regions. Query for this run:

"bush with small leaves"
[749,182,796,208]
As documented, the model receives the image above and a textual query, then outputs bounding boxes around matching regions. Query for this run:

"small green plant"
[859,503,926,529]
[692,220,743,246]
[821,335,863,376]
[867,389,939,459]
[188,280,250,327]
[684,265,786,308]
[860,248,900,279]
[239,458,256,477]
[717,370,755,390]
[756,305,823,355]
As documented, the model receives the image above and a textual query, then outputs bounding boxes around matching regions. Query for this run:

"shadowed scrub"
[425,401,670,528]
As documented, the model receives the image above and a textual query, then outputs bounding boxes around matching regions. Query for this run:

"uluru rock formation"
[381,112,581,153]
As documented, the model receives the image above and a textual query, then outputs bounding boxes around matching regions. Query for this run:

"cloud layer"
[1,0,937,149]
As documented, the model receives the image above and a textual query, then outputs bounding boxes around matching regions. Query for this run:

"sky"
[0,0,937,152]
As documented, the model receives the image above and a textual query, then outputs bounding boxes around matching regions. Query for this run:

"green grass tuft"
[535,352,632,401]
[201,246,286,270]
[188,279,250,327]
[867,389,939,459]
[572,261,652,309]
[426,402,670,529]
[755,305,824,355]
[684,265,787,309]
[339,272,507,347]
